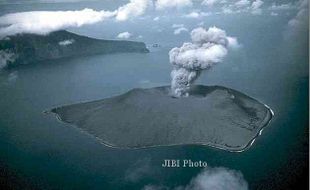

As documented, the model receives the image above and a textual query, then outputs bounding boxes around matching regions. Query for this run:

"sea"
[0,1,308,189]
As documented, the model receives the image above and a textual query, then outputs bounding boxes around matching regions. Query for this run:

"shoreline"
[45,85,274,153]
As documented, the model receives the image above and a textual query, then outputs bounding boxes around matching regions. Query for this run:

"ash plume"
[169,26,239,97]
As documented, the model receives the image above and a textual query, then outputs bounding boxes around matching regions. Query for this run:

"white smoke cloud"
[117,32,132,39]
[0,0,149,37]
[142,167,248,190]
[169,26,239,97]
[155,0,192,10]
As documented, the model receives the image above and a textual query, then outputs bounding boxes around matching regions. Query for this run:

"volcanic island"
[49,85,273,152]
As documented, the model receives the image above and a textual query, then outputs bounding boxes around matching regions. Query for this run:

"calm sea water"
[0,1,308,189]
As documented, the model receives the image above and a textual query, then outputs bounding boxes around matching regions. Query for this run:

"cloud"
[172,24,185,28]
[153,16,160,21]
[0,70,18,86]
[142,167,248,190]
[251,0,264,15]
[184,167,248,190]
[116,0,151,21]
[0,0,150,37]
[235,0,250,8]
[0,9,116,37]
[219,0,265,15]
[221,6,234,14]
[251,0,263,10]
[269,3,295,11]
[221,3,243,15]
[286,0,308,36]
[201,0,220,7]
[169,26,239,97]
[125,158,153,183]
[197,21,204,26]
[270,12,278,16]
[58,39,75,46]
[117,32,132,39]
[7,71,18,84]
[0,50,17,69]
[36,0,97,3]
[227,36,240,49]
[142,185,166,190]
[155,0,192,10]
[174,27,188,35]
[172,24,188,34]
[184,11,200,18]
[184,11,210,18]
[0,0,93,4]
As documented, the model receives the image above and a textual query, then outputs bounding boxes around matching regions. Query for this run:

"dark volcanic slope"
[0,30,149,67]
[50,85,273,152]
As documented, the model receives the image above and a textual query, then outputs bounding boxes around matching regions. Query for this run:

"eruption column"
[169,27,239,97]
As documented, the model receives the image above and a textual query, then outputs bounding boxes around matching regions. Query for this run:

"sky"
[0,0,307,38]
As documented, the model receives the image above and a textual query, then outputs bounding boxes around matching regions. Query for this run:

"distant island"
[0,30,149,68]
[48,85,273,152]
